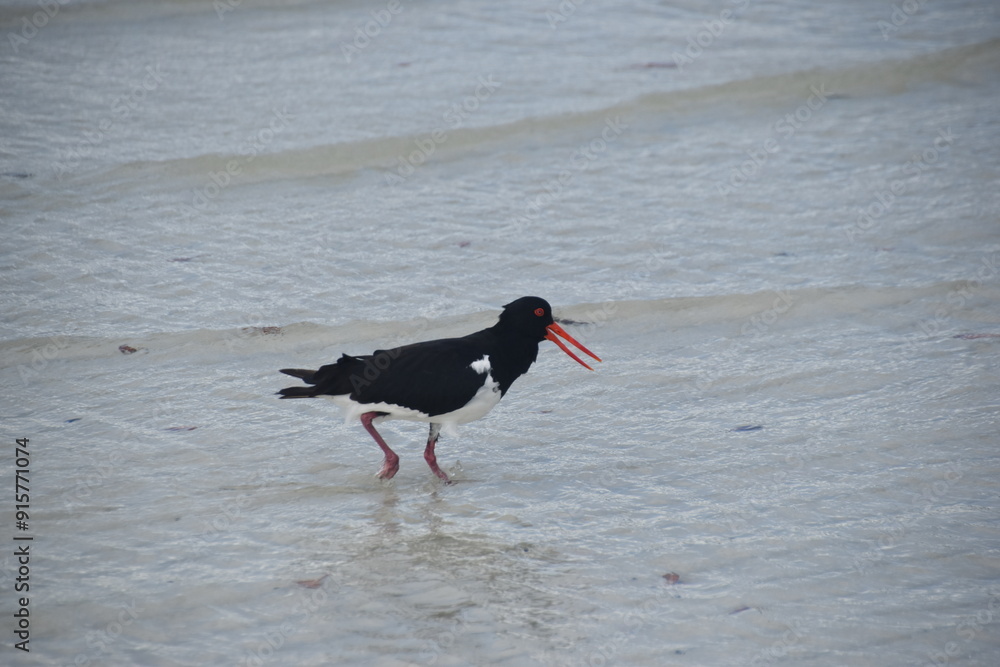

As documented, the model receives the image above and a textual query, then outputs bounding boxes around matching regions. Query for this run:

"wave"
[1,281,990,370]
[0,0,236,28]
[84,38,1000,194]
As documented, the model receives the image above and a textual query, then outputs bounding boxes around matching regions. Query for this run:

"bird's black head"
[497,296,602,370]
[498,296,554,340]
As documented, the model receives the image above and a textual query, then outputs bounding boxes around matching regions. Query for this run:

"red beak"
[545,322,602,371]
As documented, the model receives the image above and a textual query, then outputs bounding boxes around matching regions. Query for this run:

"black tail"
[277,385,318,399]
[277,367,318,399]
[277,356,362,399]
[279,368,317,383]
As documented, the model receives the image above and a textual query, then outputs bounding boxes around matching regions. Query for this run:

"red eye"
[534,308,545,317]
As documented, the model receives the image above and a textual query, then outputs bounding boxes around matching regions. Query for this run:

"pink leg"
[361,412,398,479]
[424,423,451,483]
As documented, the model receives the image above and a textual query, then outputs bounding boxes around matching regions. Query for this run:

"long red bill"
[545,322,602,371]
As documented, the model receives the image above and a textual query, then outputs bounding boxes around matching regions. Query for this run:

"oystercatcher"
[278,296,600,483]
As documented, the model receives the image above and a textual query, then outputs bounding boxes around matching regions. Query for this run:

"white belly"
[326,374,502,436]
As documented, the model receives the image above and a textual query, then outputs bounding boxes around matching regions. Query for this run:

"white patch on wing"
[470,355,491,374]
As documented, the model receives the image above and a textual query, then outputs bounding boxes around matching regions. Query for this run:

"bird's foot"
[424,450,451,483]
[375,459,399,480]
[430,466,452,485]
[425,458,452,484]
[423,435,451,484]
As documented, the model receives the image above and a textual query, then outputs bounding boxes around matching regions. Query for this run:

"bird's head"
[499,296,602,370]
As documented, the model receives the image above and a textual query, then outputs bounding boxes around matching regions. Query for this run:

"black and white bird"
[277,296,601,483]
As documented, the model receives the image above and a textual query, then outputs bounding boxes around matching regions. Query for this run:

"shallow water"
[2,1,1000,665]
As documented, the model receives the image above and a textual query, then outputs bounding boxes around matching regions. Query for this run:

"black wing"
[349,335,496,417]
[279,332,499,417]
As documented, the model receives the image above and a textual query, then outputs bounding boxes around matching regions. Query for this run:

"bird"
[277,296,601,483]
